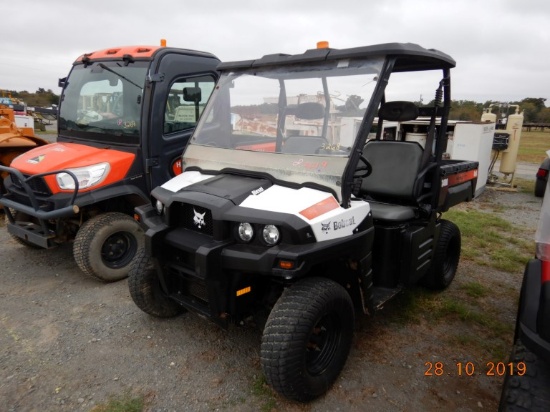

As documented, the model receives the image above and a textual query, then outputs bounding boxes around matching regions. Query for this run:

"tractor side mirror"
[183,87,202,103]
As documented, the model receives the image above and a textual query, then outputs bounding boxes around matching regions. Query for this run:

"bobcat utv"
[129,42,479,401]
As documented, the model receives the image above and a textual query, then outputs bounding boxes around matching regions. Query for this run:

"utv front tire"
[423,219,461,290]
[73,212,143,282]
[260,277,354,402]
[128,250,185,318]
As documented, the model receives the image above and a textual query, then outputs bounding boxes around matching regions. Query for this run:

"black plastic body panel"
[371,219,439,288]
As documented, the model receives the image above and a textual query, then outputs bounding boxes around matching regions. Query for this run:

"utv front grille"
[173,203,214,236]
[165,264,209,304]
[11,174,51,196]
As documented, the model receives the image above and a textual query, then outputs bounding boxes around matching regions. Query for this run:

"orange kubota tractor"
[0,42,220,282]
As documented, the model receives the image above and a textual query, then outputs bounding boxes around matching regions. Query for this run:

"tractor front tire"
[261,277,354,402]
[73,212,143,282]
[422,219,461,290]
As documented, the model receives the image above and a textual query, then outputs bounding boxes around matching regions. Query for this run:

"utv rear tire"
[4,209,42,249]
[422,219,461,290]
[73,212,143,282]
[128,250,184,318]
[260,277,354,402]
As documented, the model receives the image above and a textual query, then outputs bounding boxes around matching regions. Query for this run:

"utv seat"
[360,140,427,222]
[282,136,326,154]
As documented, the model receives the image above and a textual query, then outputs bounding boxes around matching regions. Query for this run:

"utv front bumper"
[136,203,374,326]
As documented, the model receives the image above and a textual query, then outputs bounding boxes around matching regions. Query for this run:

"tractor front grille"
[11,174,51,196]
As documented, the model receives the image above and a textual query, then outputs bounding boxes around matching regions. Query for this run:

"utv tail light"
[537,168,549,179]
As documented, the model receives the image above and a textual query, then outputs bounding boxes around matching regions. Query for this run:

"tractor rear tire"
[260,277,354,402]
[422,219,461,290]
[73,212,143,282]
[128,250,185,318]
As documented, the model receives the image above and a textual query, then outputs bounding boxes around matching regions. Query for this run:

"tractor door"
[145,52,218,190]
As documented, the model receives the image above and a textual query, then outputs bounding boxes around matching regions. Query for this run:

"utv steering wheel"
[354,155,372,178]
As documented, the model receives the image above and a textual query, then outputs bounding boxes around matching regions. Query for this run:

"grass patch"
[251,375,277,412]
[460,281,489,298]
[514,177,536,194]
[90,392,145,412]
[517,130,550,164]
[390,290,513,358]
[445,209,532,273]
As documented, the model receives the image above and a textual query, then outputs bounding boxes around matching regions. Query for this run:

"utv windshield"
[58,61,148,144]
[186,57,384,201]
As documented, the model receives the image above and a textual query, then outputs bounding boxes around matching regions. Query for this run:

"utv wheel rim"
[101,232,137,269]
[306,313,341,376]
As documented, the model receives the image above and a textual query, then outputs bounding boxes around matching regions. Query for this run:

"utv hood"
[10,142,135,174]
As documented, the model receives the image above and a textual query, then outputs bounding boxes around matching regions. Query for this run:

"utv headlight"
[56,163,110,190]
[155,199,165,215]
[262,225,280,245]
[238,222,254,242]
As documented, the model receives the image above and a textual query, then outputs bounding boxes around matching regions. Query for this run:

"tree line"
[2,88,59,108]
[446,97,549,123]
[4,88,549,124]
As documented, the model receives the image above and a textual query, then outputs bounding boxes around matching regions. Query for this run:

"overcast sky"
[2,0,549,105]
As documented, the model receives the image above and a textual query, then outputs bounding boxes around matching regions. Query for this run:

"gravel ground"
[0,173,544,411]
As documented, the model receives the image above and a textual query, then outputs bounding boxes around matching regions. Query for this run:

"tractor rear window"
[163,75,216,135]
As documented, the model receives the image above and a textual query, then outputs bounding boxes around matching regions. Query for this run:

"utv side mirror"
[183,87,202,103]
[58,77,67,88]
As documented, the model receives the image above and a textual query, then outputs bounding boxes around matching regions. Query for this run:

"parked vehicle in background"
[499,176,550,410]
[535,154,550,197]
[0,42,219,281]
[0,101,48,194]
[129,41,479,401]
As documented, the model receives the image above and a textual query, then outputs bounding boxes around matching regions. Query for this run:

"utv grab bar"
[0,165,80,221]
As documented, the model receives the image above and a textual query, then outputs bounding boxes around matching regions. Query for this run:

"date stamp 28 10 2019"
[424,361,526,377]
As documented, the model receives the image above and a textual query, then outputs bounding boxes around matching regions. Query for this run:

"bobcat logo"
[193,209,206,229]
[321,221,331,234]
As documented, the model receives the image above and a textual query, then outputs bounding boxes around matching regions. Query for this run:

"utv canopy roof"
[218,42,456,73]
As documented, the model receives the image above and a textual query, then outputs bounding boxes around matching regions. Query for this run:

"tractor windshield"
[57,61,148,144]
[186,57,384,201]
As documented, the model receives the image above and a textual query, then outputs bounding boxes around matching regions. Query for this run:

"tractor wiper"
[98,63,143,91]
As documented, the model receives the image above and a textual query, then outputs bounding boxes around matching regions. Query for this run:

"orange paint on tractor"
[11,142,135,194]
[75,45,162,62]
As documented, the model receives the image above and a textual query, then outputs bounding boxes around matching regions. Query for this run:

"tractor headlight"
[238,222,254,242]
[56,163,110,190]
[155,199,165,215]
[262,225,280,245]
